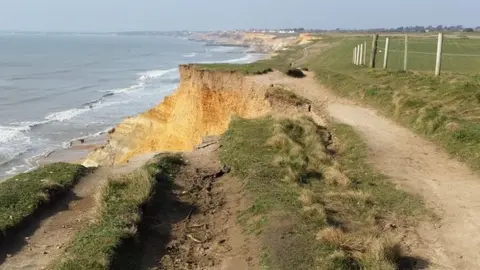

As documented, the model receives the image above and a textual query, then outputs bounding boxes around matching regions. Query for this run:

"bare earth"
[139,137,258,270]
[254,71,480,270]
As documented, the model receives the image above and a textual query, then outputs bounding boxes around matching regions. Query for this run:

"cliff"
[83,65,271,166]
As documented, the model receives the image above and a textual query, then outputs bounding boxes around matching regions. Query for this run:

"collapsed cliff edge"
[83,64,274,167]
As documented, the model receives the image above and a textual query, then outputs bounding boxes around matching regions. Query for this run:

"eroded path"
[255,71,480,270]
[0,154,154,270]
[138,137,258,270]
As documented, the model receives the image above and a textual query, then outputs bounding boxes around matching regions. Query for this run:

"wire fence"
[352,34,480,74]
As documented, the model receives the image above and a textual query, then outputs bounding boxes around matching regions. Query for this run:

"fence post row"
[383,37,390,69]
[435,33,444,76]
[359,33,444,75]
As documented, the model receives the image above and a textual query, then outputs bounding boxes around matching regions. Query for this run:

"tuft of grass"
[0,163,87,242]
[53,154,184,270]
[221,116,426,269]
[265,86,311,107]
[308,37,480,171]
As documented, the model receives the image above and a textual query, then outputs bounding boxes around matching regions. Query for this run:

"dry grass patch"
[221,116,427,269]
[265,86,311,107]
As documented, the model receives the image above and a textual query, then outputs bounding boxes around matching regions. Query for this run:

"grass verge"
[53,154,184,270]
[220,116,425,269]
[0,163,88,243]
[196,43,311,75]
[307,37,480,171]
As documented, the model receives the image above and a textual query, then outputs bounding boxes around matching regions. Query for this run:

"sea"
[0,33,263,179]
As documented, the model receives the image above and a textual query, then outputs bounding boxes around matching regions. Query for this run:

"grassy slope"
[0,163,87,240]
[221,116,424,269]
[309,37,480,171]
[53,154,184,270]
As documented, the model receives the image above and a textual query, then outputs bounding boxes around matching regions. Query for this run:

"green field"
[306,37,480,171]
[350,35,480,73]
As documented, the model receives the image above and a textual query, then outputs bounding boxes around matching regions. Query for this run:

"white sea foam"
[199,53,259,65]
[208,46,242,53]
[45,107,91,122]
[138,68,177,82]
[183,52,197,58]
[4,164,28,176]
[0,125,32,166]
[0,125,31,143]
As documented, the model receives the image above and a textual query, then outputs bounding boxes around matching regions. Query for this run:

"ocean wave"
[198,53,259,65]
[138,68,177,82]
[4,164,28,177]
[82,92,115,107]
[183,53,197,58]
[0,125,32,166]
[208,46,244,53]
[45,107,91,122]
[0,125,31,143]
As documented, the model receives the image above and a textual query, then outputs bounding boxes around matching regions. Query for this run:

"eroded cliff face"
[84,65,271,166]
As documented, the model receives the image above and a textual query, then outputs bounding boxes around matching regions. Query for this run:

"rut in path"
[128,137,258,270]
[255,71,480,270]
[0,154,155,270]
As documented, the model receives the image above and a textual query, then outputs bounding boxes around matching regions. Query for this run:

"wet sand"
[38,134,107,166]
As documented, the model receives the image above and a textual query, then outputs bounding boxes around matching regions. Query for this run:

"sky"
[0,0,478,32]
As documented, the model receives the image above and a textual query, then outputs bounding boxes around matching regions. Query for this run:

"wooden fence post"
[404,35,408,71]
[353,47,355,64]
[359,43,364,66]
[363,41,367,65]
[354,47,357,65]
[356,45,360,65]
[383,37,390,69]
[370,34,379,68]
[435,33,444,76]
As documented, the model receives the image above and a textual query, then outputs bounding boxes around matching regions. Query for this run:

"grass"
[196,42,312,75]
[53,154,184,270]
[374,36,480,73]
[220,116,425,269]
[307,37,480,171]
[338,35,480,73]
[0,163,87,241]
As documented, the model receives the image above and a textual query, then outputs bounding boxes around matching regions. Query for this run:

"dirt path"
[0,154,154,270]
[254,71,480,270]
[137,137,258,270]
